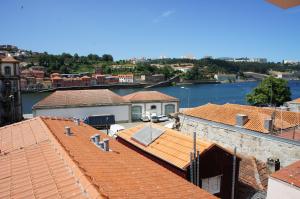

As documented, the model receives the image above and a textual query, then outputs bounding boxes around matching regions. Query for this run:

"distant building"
[283,60,299,65]
[141,74,165,83]
[123,91,179,121]
[266,160,300,199]
[117,123,241,199]
[180,103,300,167]
[285,98,300,112]
[118,73,134,83]
[0,56,22,126]
[252,58,267,63]
[32,89,132,123]
[214,74,236,82]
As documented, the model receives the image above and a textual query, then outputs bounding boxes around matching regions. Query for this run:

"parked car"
[109,124,125,137]
[141,115,150,122]
[157,115,169,122]
[151,115,159,123]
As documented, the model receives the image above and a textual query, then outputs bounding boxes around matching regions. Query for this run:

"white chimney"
[65,126,71,136]
[236,114,248,127]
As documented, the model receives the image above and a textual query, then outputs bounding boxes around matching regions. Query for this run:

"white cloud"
[153,9,175,23]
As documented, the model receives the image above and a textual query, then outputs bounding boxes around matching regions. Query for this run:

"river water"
[22,80,300,114]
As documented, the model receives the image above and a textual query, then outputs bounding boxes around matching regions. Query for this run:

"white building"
[214,74,236,82]
[266,160,300,199]
[286,98,300,112]
[32,89,132,122]
[118,74,134,83]
[123,91,179,121]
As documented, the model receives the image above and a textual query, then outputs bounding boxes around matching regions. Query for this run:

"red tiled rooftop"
[42,117,217,199]
[183,103,300,134]
[33,89,130,109]
[271,160,300,188]
[0,118,88,199]
[267,0,300,9]
[123,91,179,102]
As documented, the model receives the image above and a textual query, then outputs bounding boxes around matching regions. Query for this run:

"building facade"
[123,91,179,121]
[0,56,22,126]
[180,103,300,167]
[286,98,300,112]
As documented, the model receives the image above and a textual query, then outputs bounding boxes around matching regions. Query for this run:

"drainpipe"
[231,147,237,199]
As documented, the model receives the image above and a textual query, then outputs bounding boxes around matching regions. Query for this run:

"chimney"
[236,114,248,127]
[267,157,280,173]
[74,118,80,125]
[65,126,71,136]
[264,118,273,133]
[94,134,100,144]
[103,138,109,151]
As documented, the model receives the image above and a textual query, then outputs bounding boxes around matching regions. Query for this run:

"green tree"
[246,76,291,106]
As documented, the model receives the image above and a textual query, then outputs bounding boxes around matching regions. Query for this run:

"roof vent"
[264,118,273,133]
[103,139,110,151]
[65,126,72,136]
[236,114,248,127]
[90,134,110,152]
[74,118,80,125]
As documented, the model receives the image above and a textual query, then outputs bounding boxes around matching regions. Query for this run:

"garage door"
[165,104,175,116]
[132,106,142,121]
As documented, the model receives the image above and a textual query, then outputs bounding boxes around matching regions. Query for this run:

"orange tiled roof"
[123,91,179,102]
[290,98,300,103]
[267,0,300,9]
[183,103,300,134]
[0,118,88,199]
[41,117,217,199]
[33,89,130,109]
[271,160,300,188]
[118,123,226,169]
[0,56,19,63]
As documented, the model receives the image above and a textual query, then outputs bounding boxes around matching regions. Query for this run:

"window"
[201,175,222,194]
[150,105,156,110]
[4,66,11,76]
[165,104,175,116]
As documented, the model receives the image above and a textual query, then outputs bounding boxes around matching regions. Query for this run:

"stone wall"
[179,115,300,167]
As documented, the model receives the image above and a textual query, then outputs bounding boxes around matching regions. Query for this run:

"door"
[132,106,142,121]
[165,104,175,116]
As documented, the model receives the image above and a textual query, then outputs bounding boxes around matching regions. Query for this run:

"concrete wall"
[266,177,300,199]
[287,102,300,112]
[179,115,300,167]
[33,105,131,122]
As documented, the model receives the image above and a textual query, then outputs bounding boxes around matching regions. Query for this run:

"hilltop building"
[123,91,179,121]
[0,55,22,126]
[0,117,216,199]
[180,103,300,167]
[117,123,241,199]
[266,160,300,199]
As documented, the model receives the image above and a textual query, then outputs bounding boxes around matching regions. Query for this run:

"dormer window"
[4,66,11,76]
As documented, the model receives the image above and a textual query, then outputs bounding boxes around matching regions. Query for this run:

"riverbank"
[21,80,300,114]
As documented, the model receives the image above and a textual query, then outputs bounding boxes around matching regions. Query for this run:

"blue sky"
[1,0,300,61]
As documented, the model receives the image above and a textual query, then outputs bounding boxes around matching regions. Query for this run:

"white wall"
[267,177,300,199]
[33,105,130,122]
[1,63,15,75]
[132,102,178,116]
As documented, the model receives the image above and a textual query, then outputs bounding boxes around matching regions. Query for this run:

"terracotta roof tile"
[123,91,179,102]
[118,123,215,169]
[0,118,92,199]
[33,89,130,109]
[271,160,300,188]
[183,103,300,134]
[290,98,300,103]
[42,117,217,199]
